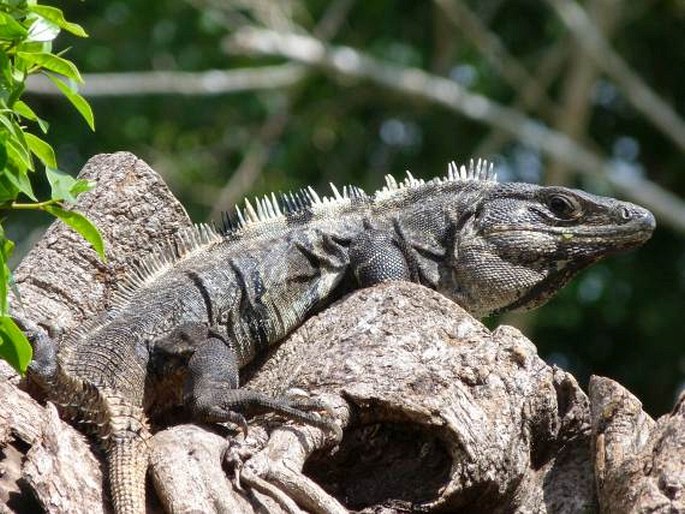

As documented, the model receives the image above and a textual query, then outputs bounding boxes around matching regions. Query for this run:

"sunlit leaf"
[45,74,94,130]
[29,5,87,37]
[4,165,36,201]
[6,71,25,107]
[13,100,49,133]
[25,132,57,168]
[0,174,19,203]
[44,205,106,261]
[0,130,7,171]
[45,166,79,202]
[0,12,28,41]
[26,17,60,43]
[69,178,94,197]
[0,231,12,314]
[17,51,83,83]
[0,316,32,374]
[5,137,33,173]
[0,115,33,171]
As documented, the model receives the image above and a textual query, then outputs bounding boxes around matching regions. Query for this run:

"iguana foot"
[193,385,342,440]
[13,316,59,386]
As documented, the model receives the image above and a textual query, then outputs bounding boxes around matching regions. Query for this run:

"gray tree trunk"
[0,153,682,513]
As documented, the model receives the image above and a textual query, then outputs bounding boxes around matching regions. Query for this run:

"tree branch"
[228,27,685,233]
[434,0,560,120]
[544,0,685,153]
[206,0,356,219]
[475,37,569,157]
[545,0,622,185]
[25,65,306,97]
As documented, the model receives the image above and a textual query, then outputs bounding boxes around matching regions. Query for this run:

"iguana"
[23,159,655,513]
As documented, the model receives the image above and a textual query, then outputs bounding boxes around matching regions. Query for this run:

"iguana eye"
[547,194,580,219]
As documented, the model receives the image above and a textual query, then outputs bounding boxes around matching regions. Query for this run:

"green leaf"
[26,16,60,43]
[6,71,25,107]
[0,174,19,203]
[0,115,33,171]
[0,232,10,313]
[0,316,32,374]
[44,205,106,261]
[69,178,94,197]
[0,12,28,41]
[45,166,79,202]
[5,137,33,173]
[0,130,7,171]
[29,5,88,37]
[25,132,56,168]
[17,51,83,83]
[45,74,94,130]
[0,51,13,94]
[4,165,36,200]
[0,231,13,314]
[13,100,49,132]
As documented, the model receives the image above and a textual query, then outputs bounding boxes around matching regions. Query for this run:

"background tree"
[15,0,685,415]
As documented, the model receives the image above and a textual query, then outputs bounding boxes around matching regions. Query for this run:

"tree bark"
[0,153,681,513]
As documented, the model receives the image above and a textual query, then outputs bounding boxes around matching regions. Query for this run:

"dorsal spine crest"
[110,223,222,311]
[111,158,497,313]
[375,158,497,200]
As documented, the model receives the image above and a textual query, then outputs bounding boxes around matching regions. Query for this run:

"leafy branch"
[0,0,101,373]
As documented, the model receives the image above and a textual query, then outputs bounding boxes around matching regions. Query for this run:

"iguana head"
[441,182,656,318]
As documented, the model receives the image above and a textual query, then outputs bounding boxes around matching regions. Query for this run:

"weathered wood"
[590,376,685,513]
[239,281,597,513]
[0,152,681,513]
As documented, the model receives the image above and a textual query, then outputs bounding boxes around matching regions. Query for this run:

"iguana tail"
[106,412,151,514]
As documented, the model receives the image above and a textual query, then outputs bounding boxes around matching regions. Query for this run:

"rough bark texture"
[0,153,682,513]
[590,376,685,513]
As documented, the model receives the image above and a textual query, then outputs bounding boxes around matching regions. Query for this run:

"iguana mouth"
[486,222,654,243]
[485,206,656,242]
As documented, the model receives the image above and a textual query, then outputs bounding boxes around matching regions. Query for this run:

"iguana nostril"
[621,207,631,221]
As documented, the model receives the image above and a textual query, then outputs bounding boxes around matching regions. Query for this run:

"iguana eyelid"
[546,193,582,220]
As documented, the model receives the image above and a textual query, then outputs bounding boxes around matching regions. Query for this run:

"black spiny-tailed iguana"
[23,159,655,513]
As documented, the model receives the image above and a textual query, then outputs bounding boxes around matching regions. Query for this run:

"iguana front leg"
[349,228,413,286]
[151,323,337,434]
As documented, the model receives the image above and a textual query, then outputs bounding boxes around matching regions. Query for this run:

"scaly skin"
[25,160,655,513]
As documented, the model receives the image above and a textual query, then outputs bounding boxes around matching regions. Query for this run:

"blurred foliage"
[0,0,100,373]
[12,0,685,414]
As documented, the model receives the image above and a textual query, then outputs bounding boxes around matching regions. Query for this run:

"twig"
[312,0,355,40]
[546,0,622,185]
[207,0,357,219]
[475,38,569,157]
[208,111,290,218]
[229,27,685,232]
[25,65,306,97]
[434,0,560,120]
[544,0,685,152]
